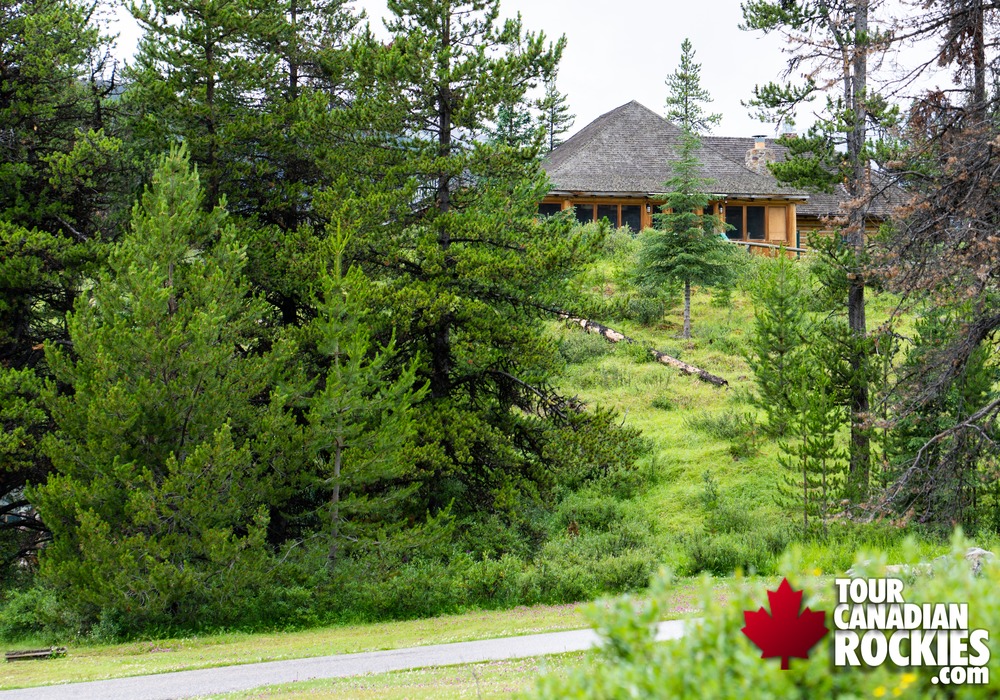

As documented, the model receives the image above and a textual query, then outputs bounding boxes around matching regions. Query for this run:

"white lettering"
[834,631,861,665]
[969,630,991,666]
[860,630,888,665]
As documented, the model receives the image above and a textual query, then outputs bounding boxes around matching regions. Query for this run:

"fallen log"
[5,647,67,662]
[560,315,729,387]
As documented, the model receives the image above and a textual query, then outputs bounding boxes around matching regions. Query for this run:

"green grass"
[0,578,746,690]
[554,254,960,576]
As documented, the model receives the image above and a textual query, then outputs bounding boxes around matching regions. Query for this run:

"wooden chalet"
[540,101,890,247]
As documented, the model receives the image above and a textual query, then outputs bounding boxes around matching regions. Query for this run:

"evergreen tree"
[28,149,293,630]
[350,0,641,524]
[124,0,282,207]
[886,304,999,531]
[746,254,810,436]
[0,0,127,576]
[663,38,721,135]
[301,225,438,563]
[490,102,537,149]
[636,38,733,339]
[536,75,574,151]
[742,0,899,497]
[777,360,846,537]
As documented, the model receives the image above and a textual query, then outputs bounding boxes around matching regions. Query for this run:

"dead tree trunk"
[561,314,728,387]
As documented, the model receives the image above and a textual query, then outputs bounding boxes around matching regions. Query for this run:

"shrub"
[651,395,674,410]
[685,411,761,459]
[557,331,613,364]
[529,533,1000,699]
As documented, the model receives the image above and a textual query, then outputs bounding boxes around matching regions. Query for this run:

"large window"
[597,204,618,226]
[575,203,594,224]
[537,202,562,217]
[620,206,642,233]
[571,202,644,232]
[722,204,787,243]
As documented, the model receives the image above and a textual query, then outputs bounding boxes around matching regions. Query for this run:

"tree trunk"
[845,0,871,498]
[328,434,342,563]
[431,7,453,400]
[683,279,692,339]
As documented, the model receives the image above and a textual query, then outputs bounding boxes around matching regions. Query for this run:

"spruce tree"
[536,75,574,151]
[635,38,734,339]
[29,149,292,630]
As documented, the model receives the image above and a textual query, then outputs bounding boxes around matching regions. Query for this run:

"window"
[722,203,787,242]
[569,202,645,230]
[597,205,618,226]
[725,206,743,240]
[538,202,562,217]
[620,206,642,233]
[747,206,765,240]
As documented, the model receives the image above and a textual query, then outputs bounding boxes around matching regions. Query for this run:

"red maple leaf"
[741,578,828,670]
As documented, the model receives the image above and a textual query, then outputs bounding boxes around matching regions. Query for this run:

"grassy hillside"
[553,228,954,577]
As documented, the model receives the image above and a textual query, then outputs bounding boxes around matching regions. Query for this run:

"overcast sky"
[107,0,947,140]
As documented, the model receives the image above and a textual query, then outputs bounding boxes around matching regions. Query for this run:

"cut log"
[4,647,67,662]
[560,315,729,387]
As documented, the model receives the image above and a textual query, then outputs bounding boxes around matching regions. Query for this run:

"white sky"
[107,0,952,140]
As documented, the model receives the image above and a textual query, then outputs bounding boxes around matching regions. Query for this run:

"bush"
[651,395,674,410]
[557,329,614,364]
[0,587,70,642]
[529,533,1000,699]
[685,411,761,459]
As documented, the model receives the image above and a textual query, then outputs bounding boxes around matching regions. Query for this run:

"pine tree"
[777,361,847,537]
[302,225,438,563]
[742,0,898,497]
[886,304,999,530]
[28,148,293,630]
[746,254,810,436]
[349,1,641,522]
[536,75,574,151]
[0,0,126,576]
[490,102,537,149]
[124,0,282,207]
[635,38,733,339]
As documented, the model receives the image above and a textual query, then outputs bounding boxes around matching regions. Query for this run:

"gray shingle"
[542,101,896,217]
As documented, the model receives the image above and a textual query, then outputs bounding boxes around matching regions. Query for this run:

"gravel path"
[0,620,690,700]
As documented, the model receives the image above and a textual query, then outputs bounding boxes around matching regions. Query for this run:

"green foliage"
[777,360,847,536]
[28,149,291,632]
[887,304,1000,532]
[530,534,1000,699]
[557,330,614,364]
[536,74,575,151]
[746,254,810,436]
[684,411,761,459]
[296,228,438,563]
[663,38,721,135]
[636,39,737,339]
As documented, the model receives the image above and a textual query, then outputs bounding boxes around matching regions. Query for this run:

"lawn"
[1,578,738,690]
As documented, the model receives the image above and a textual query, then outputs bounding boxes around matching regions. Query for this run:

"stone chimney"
[745,135,776,175]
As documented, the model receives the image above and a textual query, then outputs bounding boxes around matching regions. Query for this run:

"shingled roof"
[542,100,894,218]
